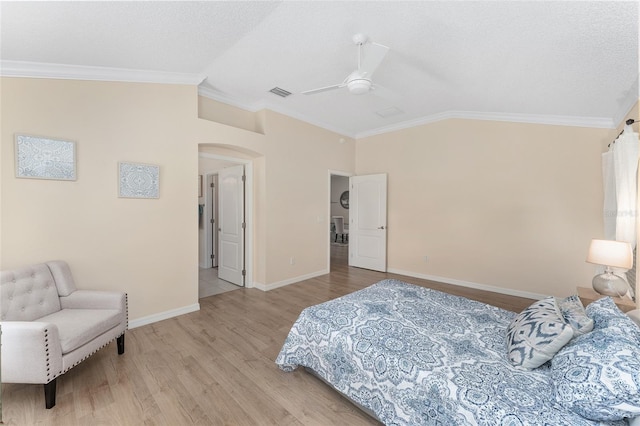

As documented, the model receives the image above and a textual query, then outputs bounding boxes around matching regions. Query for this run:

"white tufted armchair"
[0,260,127,408]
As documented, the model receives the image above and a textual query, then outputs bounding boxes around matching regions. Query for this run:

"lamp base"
[592,271,629,297]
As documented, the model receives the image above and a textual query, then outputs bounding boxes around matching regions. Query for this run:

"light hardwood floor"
[1,246,534,425]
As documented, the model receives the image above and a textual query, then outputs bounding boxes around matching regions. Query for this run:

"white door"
[218,165,245,286]
[349,174,387,272]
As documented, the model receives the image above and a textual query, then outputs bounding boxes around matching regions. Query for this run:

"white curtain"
[602,124,639,296]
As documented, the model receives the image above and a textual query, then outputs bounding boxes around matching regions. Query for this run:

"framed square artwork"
[118,162,160,199]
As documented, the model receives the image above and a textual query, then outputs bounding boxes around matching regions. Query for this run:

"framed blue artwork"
[15,134,76,181]
[118,162,160,199]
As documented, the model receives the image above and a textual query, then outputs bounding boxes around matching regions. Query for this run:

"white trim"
[196,87,621,138]
[355,111,617,139]
[5,60,621,134]
[387,268,547,301]
[128,303,200,329]
[198,152,254,289]
[1,60,205,85]
[198,85,264,112]
[252,269,329,291]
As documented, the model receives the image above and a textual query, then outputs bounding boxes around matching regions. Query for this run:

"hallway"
[198,267,241,298]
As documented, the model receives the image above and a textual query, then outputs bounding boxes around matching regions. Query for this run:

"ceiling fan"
[302,33,389,96]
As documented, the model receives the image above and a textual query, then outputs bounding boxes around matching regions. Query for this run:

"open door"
[349,173,387,272]
[218,164,245,286]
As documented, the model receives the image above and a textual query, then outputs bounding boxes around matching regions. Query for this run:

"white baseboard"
[128,303,200,329]
[252,269,329,291]
[125,270,541,329]
[387,268,547,301]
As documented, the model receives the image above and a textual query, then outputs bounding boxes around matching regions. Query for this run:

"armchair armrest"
[59,290,126,311]
[0,321,63,383]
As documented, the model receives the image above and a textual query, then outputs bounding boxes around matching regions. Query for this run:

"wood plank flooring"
[1,246,534,425]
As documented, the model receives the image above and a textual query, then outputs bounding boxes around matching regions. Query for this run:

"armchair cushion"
[38,308,123,354]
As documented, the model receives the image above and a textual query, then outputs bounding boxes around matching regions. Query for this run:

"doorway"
[198,151,254,298]
[328,171,351,270]
[327,171,388,273]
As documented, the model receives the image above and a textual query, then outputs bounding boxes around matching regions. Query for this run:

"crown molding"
[0,60,205,85]
[197,85,264,112]
[5,61,622,136]
[197,86,621,139]
[355,111,617,139]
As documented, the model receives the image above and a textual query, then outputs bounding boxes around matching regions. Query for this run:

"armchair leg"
[44,379,57,409]
[117,333,125,355]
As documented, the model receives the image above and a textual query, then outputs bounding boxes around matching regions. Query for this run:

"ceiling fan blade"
[360,42,389,78]
[301,83,345,95]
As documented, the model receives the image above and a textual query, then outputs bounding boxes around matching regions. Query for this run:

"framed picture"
[340,190,349,209]
[118,162,159,199]
[15,134,76,181]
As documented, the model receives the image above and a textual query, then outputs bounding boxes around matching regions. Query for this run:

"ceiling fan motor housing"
[347,78,372,94]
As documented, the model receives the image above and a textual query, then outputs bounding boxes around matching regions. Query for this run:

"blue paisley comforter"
[275,279,626,426]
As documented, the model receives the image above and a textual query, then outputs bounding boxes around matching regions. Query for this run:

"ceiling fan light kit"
[347,78,372,94]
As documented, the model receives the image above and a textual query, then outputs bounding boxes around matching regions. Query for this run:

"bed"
[276,279,640,425]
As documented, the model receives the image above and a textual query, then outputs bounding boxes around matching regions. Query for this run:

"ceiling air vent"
[375,107,404,118]
[269,87,292,98]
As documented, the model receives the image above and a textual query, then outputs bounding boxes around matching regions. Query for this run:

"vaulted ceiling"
[1,1,638,138]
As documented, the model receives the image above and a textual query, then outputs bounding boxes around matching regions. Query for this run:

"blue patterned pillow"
[586,297,640,344]
[556,295,593,336]
[551,315,640,421]
[506,297,574,369]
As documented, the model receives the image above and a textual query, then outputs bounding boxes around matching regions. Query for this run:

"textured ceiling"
[1,1,638,137]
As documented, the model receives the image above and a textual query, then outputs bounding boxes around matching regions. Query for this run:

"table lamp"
[586,239,633,297]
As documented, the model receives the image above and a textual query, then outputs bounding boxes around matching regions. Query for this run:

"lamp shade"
[586,239,633,269]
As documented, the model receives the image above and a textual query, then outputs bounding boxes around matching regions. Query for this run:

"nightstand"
[577,286,636,313]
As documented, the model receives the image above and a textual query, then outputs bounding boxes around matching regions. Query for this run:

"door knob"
[378,226,385,230]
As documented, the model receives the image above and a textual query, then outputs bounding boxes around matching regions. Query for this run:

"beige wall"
[0,79,356,322]
[195,104,359,287]
[356,118,631,298]
[198,95,262,134]
[260,110,356,285]
[1,78,200,322]
[2,76,635,323]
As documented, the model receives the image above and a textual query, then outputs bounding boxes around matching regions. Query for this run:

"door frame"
[327,169,354,271]
[206,173,218,268]
[199,152,254,288]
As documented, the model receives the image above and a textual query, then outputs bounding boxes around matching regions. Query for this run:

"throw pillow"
[586,297,640,344]
[556,295,593,336]
[551,322,640,421]
[506,297,574,369]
